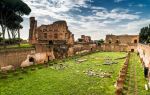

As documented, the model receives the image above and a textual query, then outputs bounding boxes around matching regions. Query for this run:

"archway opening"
[131,49,134,52]
[29,57,35,62]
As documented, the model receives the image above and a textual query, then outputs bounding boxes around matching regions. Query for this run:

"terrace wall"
[101,44,138,52]
[0,43,97,68]
[73,44,97,53]
[0,48,35,68]
[137,44,150,67]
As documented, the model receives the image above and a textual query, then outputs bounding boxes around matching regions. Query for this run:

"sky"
[21,0,150,40]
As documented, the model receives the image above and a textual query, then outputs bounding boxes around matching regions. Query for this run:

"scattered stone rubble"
[0,65,14,72]
[76,59,87,63]
[51,63,67,70]
[83,69,112,78]
[114,56,127,60]
[103,57,118,65]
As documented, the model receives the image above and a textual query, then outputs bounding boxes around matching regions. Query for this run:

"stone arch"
[29,57,35,63]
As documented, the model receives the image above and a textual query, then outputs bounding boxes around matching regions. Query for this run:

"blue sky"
[21,0,150,40]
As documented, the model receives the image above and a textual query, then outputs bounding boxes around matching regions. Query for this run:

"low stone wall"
[17,44,97,68]
[0,43,97,68]
[115,53,130,95]
[20,51,55,68]
[73,44,97,53]
[101,44,137,52]
[137,44,150,67]
[0,48,35,68]
[102,44,122,52]
[67,47,74,57]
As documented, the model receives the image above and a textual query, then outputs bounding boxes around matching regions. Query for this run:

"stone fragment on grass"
[145,84,148,90]
[148,82,150,88]
[76,59,87,63]
[114,56,126,60]
[1,65,14,72]
[51,63,66,70]
[84,69,111,78]
[103,61,118,65]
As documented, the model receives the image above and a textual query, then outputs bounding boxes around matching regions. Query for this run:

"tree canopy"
[0,0,31,46]
[96,39,104,45]
[139,25,150,44]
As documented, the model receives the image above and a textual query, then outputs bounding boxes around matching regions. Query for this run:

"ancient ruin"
[29,17,75,58]
[77,35,92,44]
[102,34,139,52]
[29,17,74,45]
[1,0,150,95]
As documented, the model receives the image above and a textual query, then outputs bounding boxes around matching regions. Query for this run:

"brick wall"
[137,44,150,67]
[101,43,137,52]
[0,48,35,67]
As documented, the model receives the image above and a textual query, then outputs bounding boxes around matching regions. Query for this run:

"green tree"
[97,39,104,45]
[6,13,23,45]
[0,0,31,47]
[139,25,150,44]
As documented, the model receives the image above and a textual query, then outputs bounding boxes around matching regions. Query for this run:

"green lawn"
[0,44,33,49]
[122,53,150,95]
[0,52,127,95]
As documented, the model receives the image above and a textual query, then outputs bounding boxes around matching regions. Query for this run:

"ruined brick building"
[29,17,75,58]
[77,35,92,43]
[29,17,74,45]
[102,34,139,52]
[73,35,97,53]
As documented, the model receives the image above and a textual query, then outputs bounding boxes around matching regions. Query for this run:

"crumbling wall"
[137,44,150,67]
[102,43,137,52]
[0,48,35,68]
[29,17,75,45]
[67,47,74,57]
[105,35,139,44]
[21,51,55,67]
[73,44,97,54]
[0,43,97,68]
[0,46,55,68]
[102,44,127,52]
[104,34,139,52]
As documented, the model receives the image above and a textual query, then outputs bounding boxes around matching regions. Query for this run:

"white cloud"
[123,19,150,31]
[114,0,125,3]
[129,3,146,8]
[137,4,146,7]
[20,0,149,40]
[23,0,91,13]
[109,19,150,36]
[111,8,129,13]
[95,8,139,20]
[91,6,106,10]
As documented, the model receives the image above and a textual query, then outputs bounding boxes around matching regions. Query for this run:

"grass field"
[0,44,33,49]
[0,52,127,95]
[122,53,150,95]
